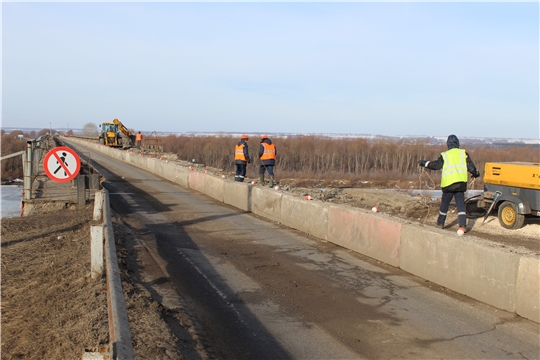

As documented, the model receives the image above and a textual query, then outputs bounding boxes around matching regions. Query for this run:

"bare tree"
[82,122,99,137]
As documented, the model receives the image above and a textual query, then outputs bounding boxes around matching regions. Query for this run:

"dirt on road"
[1,178,538,359]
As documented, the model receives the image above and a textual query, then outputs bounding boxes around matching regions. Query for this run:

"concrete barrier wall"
[173,166,189,188]
[146,156,156,174]
[251,187,283,223]
[328,205,401,267]
[64,137,540,323]
[223,181,251,211]
[135,153,145,169]
[204,174,224,203]
[400,225,520,312]
[154,159,166,179]
[188,170,206,193]
[515,256,540,323]
[281,195,328,240]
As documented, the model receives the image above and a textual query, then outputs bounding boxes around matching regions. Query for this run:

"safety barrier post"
[90,225,104,279]
[24,142,32,200]
[77,175,86,208]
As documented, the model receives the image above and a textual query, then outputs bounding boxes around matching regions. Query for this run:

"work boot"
[269,176,274,187]
[259,174,265,186]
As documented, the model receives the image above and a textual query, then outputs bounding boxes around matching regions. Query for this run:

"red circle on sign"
[43,146,81,183]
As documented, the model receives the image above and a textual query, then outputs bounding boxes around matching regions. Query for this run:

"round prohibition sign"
[44,146,81,183]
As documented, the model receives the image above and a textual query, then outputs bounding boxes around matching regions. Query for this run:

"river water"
[1,185,23,219]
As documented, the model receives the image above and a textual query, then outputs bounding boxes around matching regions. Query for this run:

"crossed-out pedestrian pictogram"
[43,146,81,182]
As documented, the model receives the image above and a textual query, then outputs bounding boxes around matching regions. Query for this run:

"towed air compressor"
[469,162,540,229]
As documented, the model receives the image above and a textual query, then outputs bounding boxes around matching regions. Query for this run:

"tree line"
[1,129,52,183]
[2,130,537,188]
[159,134,539,187]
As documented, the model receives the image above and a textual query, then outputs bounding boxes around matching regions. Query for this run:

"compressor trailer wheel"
[498,201,525,230]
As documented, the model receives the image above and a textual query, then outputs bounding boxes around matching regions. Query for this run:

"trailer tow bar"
[482,191,502,225]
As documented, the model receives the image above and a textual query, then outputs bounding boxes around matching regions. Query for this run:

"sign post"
[44,146,81,182]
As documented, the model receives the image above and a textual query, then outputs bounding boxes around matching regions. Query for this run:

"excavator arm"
[113,118,132,137]
[112,118,136,147]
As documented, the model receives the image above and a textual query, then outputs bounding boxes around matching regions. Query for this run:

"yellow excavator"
[98,118,136,148]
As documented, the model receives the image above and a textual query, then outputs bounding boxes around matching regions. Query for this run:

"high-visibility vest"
[235,143,247,161]
[441,148,468,188]
[136,133,142,141]
[260,143,276,160]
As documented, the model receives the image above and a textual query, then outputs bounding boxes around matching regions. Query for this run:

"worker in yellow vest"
[258,135,277,187]
[234,135,251,182]
[418,134,480,235]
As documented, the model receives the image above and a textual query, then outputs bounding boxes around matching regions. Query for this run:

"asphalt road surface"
[70,142,539,360]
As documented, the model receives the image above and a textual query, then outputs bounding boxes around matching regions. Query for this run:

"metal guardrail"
[0,134,54,199]
[84,189,134,359]
[23,134,56,199]
[103,189,134,359]
[3,135,102,207]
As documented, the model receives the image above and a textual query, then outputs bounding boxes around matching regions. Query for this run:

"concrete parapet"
[146,157,156,173]
[105,146,114,159]
[223,181,252,211]
[251,186,282,223]
[174,166,189,188]
[121,150,131,164]
[516,256,540,323]
[188,170,206,193]
[111,147,120,161]
[327,205,401,267]
[204,174,224,202]
[154,159,165,179]
[400,225,520,313]
[281,195,328,240]
[134,153,145,169]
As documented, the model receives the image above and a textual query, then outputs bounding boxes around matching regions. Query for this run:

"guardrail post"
[77,175,86,208]
[24,142,32,200]
[90,225,104,279]
[93,191,104,221]
[89,174,101,190]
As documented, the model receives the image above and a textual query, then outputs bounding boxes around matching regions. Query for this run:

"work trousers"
[438,191,467,228]
[259,164,274,176]
[235,164,247,182]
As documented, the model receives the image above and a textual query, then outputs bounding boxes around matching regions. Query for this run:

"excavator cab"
[99,122,121,147]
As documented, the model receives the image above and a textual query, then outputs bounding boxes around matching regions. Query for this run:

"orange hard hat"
[261,135,269,140]
[241,134,249,139]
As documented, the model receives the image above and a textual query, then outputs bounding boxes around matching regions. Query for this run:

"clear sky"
[2,1,539,139]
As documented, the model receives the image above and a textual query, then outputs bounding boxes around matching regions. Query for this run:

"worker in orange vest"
[258,135,277,187]
[135,131,143,148]
[234,135,251,182]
